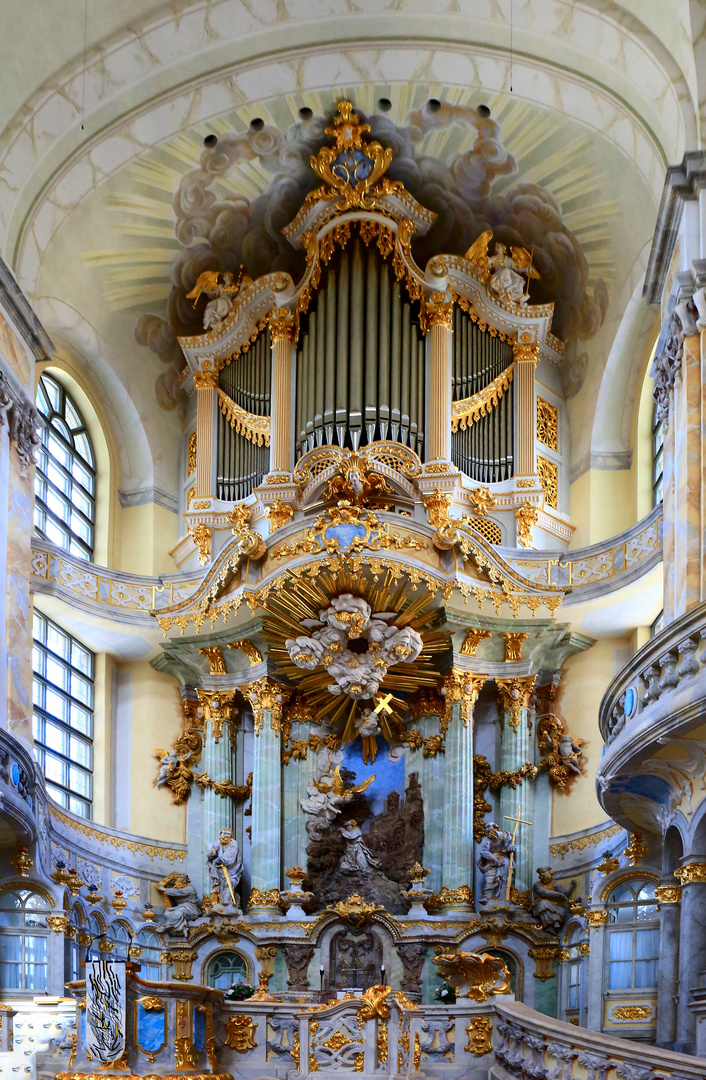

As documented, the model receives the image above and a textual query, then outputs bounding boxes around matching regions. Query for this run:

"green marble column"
[251,708,282,896]
[283,722,317,873]
[407,714,445,892]
[441,701,474,903]
[497,678,537,895]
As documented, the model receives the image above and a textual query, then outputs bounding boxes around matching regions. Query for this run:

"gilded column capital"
[655,885,682,903]
[460,628,493,656]
[585,908,609,929]
[196,688,238,742]
[501,632,528,663]
[241,676,291,735]
[193,368,219,389]
[267,307,299,344]
[441,669,487,729]
[420,292,453,333]
[528,945,557,981]
[496,675,537,733]
[674,862,706,883]
[513,341,540,365]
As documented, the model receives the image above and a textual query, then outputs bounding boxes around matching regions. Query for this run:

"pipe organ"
[450,305,514,483]
[217,330,271,500]
[179,100,567,555]
[295,239,425,457]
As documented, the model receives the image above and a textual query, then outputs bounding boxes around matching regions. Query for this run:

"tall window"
[32,611,93,818]
[35,373,95,561]
[606,879,659,990]
[564,925,586,1019]
[0,890,51,992]
[136,928,162,980]
[652,404,665,507]
[206,951,248,989]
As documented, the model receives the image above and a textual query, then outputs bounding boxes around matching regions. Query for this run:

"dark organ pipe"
[450,305,514,481]
[295,244,425,456]
[217,329,271,500]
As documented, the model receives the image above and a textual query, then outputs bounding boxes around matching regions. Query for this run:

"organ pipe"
[217,329,271,500]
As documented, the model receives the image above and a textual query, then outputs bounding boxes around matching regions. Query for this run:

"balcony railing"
[599,599,706,746]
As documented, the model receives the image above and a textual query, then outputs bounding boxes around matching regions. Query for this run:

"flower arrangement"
[434,982,456,1004]
[224,983,256,1001]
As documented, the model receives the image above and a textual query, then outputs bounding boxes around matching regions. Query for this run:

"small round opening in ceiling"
[203,134,218,147]
[250,118,265,131]
[298,106,313,120]
[477,104,491,118]
[427,98,442,113]
[378,98,392,112]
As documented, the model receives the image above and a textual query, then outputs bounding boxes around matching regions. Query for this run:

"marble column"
[423,297,453,463]
[251,709,282,896]
[283,723,317,873]
[496,678,537,894]
[406,714,444,893]
[675,870,706,1053]
[193,368,217,497]
[441,702,473,897]
[655,882,681,1048]
[267,309,297,474]
[201,718,235,896]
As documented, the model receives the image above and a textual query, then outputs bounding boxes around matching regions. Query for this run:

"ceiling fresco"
[53,84,649,416]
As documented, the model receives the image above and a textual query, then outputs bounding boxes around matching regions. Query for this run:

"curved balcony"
[597,599,706,828]
[29,505,663,630]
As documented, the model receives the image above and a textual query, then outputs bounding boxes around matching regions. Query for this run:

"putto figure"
[206,828,243,914]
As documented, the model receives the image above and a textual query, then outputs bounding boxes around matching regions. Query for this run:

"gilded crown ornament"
[309,101,398,211]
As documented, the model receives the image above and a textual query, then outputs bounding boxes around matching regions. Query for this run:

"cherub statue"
[537,715,584,790]
[185,267,251,331]
[530,867,576,934]
[464,230,539,305]
[156,748,180,788]
[325,453,393,506]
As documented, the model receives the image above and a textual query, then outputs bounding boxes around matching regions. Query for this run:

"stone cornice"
[644,151,706,304]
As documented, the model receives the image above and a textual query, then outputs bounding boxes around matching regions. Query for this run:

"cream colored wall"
[553,637,630,835]
[120,503,179,577]
[125,661,185,844]
[568,467,636,549]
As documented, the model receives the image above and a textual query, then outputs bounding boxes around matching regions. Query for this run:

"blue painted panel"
[192,1006,206,1053]
[136,1004,166,1054]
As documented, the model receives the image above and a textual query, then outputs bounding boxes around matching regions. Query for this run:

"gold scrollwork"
[655,885,681,903]
[515,502,539,548]
[496,676,537,733]
[612,1005,652,1021]
[452,364,514,431]
[217,389,270,447]
[536,398,558,450]
[224,1015,257,1053]
[465,1017,493,1056]
[308,101,397,211]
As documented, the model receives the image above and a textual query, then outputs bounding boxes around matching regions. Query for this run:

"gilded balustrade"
[29,506,663,629]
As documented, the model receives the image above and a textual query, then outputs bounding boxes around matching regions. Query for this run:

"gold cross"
[503,803,533,902]
[374,692,394,715]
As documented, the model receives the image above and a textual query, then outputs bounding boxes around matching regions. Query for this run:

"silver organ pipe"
[217,328,272,500]
[450,306,514,482]
[295,238,425,456]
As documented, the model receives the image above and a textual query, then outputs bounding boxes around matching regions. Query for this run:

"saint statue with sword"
[206,828,243,914]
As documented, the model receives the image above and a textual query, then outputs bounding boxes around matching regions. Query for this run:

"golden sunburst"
[261,562,450,746]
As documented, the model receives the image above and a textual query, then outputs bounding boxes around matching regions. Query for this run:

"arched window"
[0,889,51,992]
[136,928,162,981]
[206,951,248,990]
[564,924,586,1021]
[109,922,131,960]
[32,610,94,818]
[606,879,659,990]
[35,373,95,561]
[652,402,664,507]
[86,913,105,961]
[69,903,85,982]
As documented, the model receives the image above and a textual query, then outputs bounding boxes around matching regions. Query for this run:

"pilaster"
[422,294,453,463]
[513,341,538,477]
[194,366,218,498]
[268,308,298,475]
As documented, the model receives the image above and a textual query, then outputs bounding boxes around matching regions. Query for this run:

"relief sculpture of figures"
[339,819,382,873]
[206,828,243,914]
[477,822,515,906]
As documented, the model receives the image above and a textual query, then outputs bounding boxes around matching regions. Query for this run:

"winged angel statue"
[464,230,540,306]
[185,267,251,330]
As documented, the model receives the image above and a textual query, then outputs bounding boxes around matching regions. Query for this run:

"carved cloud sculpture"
[285,593,423,702]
